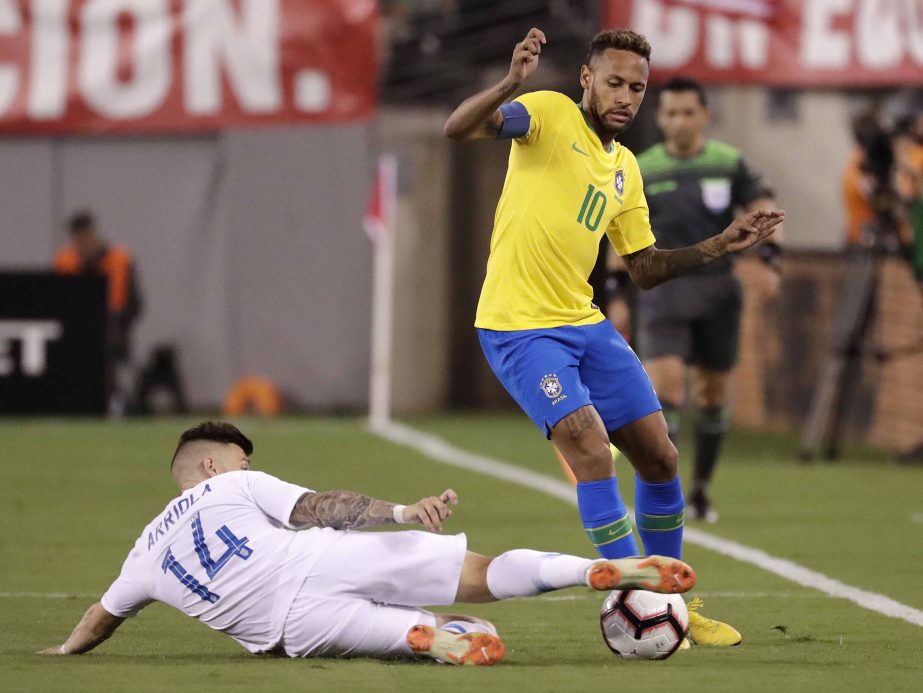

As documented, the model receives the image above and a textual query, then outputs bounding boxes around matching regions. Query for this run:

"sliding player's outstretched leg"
[456,549,696,603]
[586,555,696,594]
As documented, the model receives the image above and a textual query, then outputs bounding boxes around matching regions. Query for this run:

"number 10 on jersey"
[577,184,607,232]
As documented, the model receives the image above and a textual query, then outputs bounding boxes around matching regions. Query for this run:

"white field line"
[371,420,923,628]
[0,592,97,599]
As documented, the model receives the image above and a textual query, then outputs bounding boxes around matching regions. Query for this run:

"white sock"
[485,549,594,600]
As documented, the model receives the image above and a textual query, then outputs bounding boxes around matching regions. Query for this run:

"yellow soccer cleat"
[686,598,742,646]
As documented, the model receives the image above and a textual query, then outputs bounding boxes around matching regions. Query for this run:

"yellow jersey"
[475,90,655,331]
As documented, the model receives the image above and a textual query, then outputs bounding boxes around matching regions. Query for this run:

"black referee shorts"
[635,272,742,372]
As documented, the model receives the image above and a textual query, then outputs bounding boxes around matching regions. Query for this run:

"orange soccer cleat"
[406,625,506,666]
[586,555,697,594]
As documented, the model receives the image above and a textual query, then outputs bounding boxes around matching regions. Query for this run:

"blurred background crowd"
[0,0,920,459]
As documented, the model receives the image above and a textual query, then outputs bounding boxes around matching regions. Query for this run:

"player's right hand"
[508,28,546,84]
[403,489,459,532]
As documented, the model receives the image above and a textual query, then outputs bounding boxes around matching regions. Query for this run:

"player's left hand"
[403,489,459,532]
[721,209,785,253]
[37,645,67,655]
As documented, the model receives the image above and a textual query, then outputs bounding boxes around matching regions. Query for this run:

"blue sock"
[576,477,639,559]
[634,476,685,558]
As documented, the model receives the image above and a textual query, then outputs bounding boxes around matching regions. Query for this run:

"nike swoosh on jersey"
[571,142,590,157]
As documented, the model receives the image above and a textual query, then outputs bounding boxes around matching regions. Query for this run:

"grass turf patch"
[1,416,921,692]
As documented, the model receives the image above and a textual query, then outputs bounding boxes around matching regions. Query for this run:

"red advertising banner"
[0,0,378,134]
[604,0,923,87]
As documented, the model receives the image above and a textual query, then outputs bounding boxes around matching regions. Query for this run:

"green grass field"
[2,414,922,692]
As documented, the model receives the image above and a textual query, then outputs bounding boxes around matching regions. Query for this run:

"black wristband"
[758,242,783,273]
[605,269,631,301]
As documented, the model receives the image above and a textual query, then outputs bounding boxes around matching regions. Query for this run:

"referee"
[607,76,784,523]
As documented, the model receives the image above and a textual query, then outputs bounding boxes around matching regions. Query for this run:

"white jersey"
[100,471,343,653]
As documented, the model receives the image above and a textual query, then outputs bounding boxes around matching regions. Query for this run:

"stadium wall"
[705,88,854,250]
[0,126,373,410]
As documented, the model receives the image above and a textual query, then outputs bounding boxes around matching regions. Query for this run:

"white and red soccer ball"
[600,590,689,660]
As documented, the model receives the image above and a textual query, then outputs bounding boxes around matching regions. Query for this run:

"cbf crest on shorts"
[614,169,625,196]
[540,373,564,402]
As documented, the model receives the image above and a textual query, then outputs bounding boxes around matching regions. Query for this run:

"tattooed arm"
[624,208,785,289]
[289,489,459,532]
[443,28,545,141]
[443,80,511,141]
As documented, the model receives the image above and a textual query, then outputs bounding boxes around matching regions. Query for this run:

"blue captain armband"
[497,102,531,139]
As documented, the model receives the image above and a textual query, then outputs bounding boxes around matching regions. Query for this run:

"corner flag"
[366,154,398,428]
[364,154,397,244]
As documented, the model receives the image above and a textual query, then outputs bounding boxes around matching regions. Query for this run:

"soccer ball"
[600,590,689,660]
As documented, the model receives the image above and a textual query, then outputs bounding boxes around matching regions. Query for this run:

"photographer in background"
[894,110,923,285]
[842,110,882,250]
[838,107,923,464]
[893,110,923,463]
[844,107,919,265]
[54,210,143,416]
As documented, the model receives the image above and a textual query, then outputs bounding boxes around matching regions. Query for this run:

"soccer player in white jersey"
[40,422,696,666]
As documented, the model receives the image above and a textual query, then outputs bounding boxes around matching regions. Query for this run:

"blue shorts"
[478,320,662,438]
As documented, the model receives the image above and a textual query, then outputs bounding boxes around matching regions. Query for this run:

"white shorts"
[280,530,467,658]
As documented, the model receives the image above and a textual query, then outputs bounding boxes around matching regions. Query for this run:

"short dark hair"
[588,28,651,63]
[69,210,95,233]
[658,76,707,107]
[171,421,254,469]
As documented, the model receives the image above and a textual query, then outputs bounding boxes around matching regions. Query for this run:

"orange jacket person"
[53,210,143,366]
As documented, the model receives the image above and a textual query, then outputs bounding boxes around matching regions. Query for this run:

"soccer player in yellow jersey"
[444,27,784,647]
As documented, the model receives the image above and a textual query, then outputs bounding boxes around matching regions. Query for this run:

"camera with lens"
[858,123,902,253]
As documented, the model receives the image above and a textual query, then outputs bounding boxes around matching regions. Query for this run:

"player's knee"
[552,413,613,480]
[692,373,731,408]
[568,442,614,481]
[456,553,496,603]
[637,439,678,483]
[694,391,728,409]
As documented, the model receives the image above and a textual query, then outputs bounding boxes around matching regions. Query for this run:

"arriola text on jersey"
[147,483,213,551]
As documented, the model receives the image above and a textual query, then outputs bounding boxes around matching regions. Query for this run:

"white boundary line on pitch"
[0,592,98,599]
[370,419,923,628]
